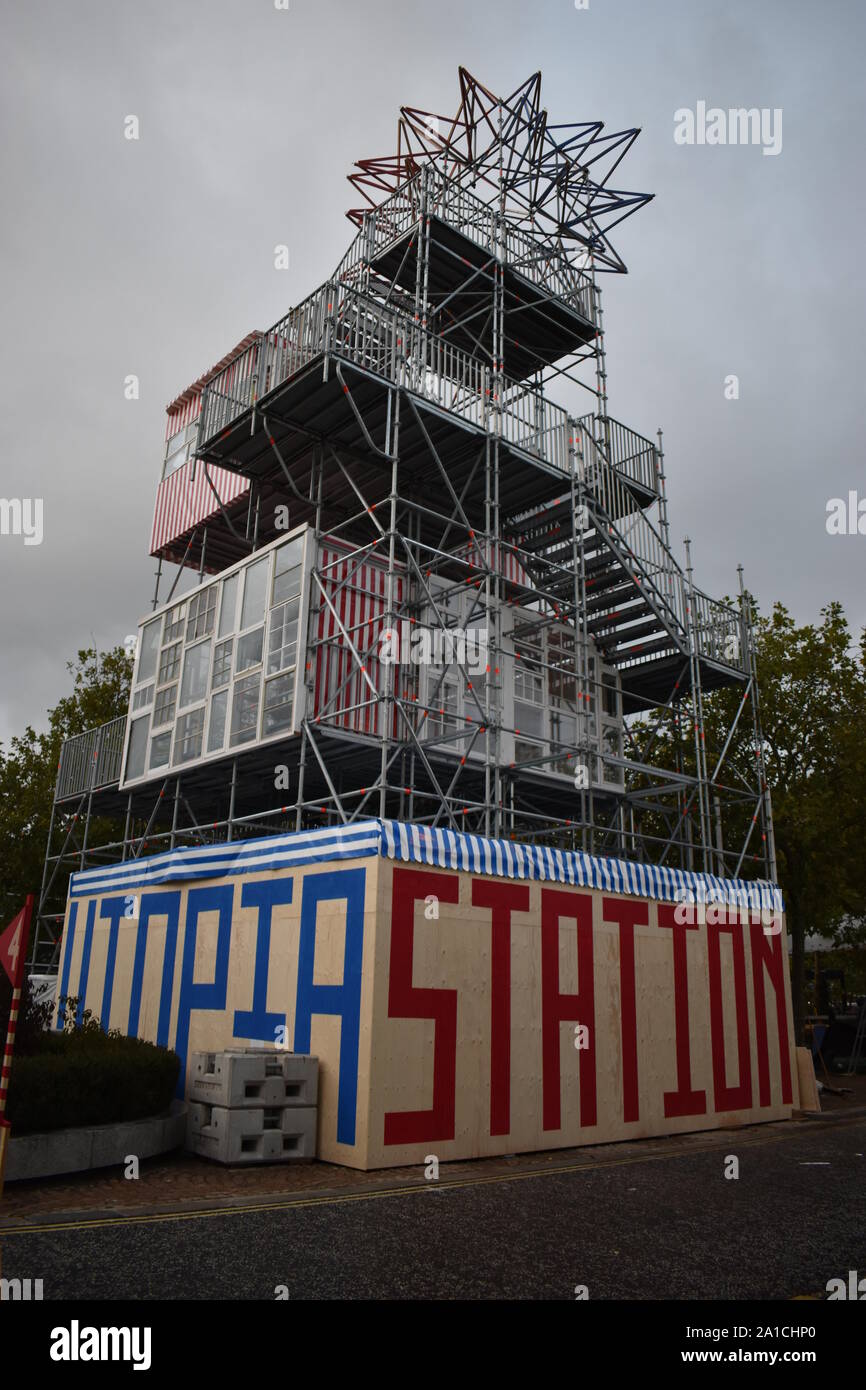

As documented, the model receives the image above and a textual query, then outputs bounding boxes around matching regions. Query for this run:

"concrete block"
[189,1050,318,1108]
[186,1103,316,1164]
[795,1046,820,1112]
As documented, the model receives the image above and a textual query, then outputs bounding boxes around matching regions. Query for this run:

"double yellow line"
[6,1116,862,1237]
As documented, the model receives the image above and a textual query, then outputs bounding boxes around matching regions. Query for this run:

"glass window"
[268,599,299,674]
[180,640,211,707]
[175,707,205,764]
[514,701,544,739]
[158,642,181,685]
[212,639,233,688]
[163,603,186,644]
[549,632,577,711]
[125,715,149,781]
[166,427,184,457]
[149,730,172,769]
[551,711,576,747]
[263,673,295,735]
[132,683,153,711]
[602,726,623,784]
[430,676,458,737]
[515,737,542,765]
[237,627,264,673]
[218,573,239,637]
[207,689,228,752]
[585,656,596,714]
[165,429,187,472]
[602,673,619,719]
[186,586,217,642]
[273,536,304,604]
[551,711,576,774]
[514,628,543,704]
[153,684,177,727]
[137,622,161,684]
[230,673,260,745]
[241,558,268,630]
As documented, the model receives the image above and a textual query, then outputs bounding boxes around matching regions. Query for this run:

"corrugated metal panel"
[165,392,202,439]
[312,543,404,736]
[149,456,250,556]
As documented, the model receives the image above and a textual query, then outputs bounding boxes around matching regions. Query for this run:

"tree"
[632,601,866,1042]
[752,603,866,1041]
[0,647,132,920]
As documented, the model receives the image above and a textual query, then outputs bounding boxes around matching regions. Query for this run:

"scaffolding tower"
[32,70,776,970]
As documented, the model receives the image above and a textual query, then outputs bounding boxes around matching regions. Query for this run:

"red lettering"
[657,903,707,1118]
[384,867,459,1146]
[603,897,647,1123]
[471,879,530,1136]
[750,918,793,1105]
[707,914,753,1110]
[541,887,596,1131]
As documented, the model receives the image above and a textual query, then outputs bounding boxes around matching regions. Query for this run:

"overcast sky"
[1,0,864,747]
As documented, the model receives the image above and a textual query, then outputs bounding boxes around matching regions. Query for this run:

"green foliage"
[0,646,132,918]
[634,600,866,1039]
[0,971,55,1056]
[5,1004,180,1135]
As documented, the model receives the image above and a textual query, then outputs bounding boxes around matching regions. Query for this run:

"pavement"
[1,1089,865,1299]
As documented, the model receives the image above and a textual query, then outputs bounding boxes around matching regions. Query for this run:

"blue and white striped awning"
[68,818,783,914]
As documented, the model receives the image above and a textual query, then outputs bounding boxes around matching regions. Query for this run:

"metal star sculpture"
[347,68,653,273]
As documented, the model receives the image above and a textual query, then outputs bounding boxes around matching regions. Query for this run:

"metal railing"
[198,281,666,521]
[577,419,688,644]
[590,414,659,497]
[690,587,747,670]
[574,419,748,675]
[338,165,596,322]
[55,716,126,803]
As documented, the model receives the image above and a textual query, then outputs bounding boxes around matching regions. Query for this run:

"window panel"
[515,737,542,765]
[163,603,186,644]
[218,573,239,638]
[273,536,304,605]
[602,726,623,784]
[207,689,228,752]
[602,673,619,719]
[186,586,217,642]
[263,673,295,734]
[212,638,233,688]
[149,730,172,769]
[514,700,544,738]
[158,642,181,686]
[174,707,205,764]
[551,711,576,775]
[153,684,177,727]
[125,715,149,781]
[514,628,543,704]
[179,640,211,708]
[230,673,260,745]
[137,622,161,684]
[132,683,153,711]
[240,558,268,630]
[236,627,263,673]
[267,599,299,674]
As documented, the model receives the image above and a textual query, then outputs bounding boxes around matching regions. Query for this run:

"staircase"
[504,414,752,708]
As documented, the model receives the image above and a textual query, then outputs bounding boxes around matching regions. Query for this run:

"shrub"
[5,1002,180,1135]
[0,971,55,1056]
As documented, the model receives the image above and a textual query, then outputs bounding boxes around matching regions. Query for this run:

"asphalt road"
[2,1116,864,1300]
